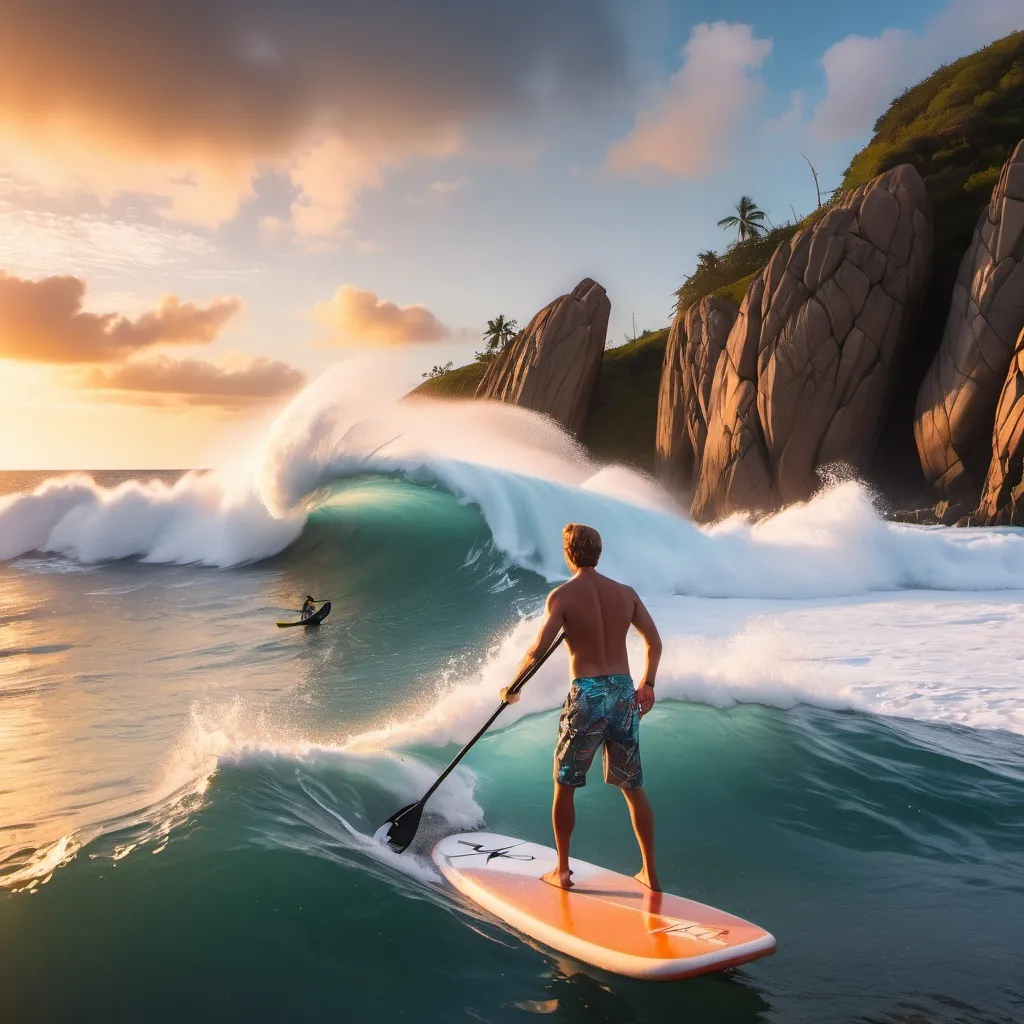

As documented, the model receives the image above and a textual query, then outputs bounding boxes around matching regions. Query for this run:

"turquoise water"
[1,473,1023,1023]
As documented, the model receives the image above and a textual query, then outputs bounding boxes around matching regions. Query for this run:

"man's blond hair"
[563,523,602,568]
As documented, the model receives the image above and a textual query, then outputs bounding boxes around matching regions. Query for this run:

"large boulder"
[655,295,737,489]
[692,276,773,519]
[974,324,1024,524]
[692,164,933,521]
[914,141,1024,504]
[476,278,610,434]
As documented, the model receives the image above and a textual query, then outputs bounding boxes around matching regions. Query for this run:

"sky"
[0,0,1021,469]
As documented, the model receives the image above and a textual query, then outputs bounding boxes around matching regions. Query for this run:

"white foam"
[345,591,1024,747]
[0,833,82,892]
[186,700,484,852]
[0,471,302,566]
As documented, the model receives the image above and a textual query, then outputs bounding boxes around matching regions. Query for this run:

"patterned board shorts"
[554,674,643,789]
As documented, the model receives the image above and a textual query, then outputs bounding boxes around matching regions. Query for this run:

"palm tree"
[477,314,519,361]
[717,196,767,242]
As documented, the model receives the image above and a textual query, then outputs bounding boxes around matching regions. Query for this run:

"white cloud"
[766,90,807,135]
[607,22,773,178]
[312,285,451,346]
[810,0,1024,141]
[0,197,218,279]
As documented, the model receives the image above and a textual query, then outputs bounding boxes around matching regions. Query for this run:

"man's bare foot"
[541,867,574,889]
[634,869,661,892]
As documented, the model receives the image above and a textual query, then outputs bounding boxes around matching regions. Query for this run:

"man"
[501,523,663,891]
[300,595,318,621]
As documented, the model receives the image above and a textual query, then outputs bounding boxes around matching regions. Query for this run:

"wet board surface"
[432,832,776,981]
[276,601,331,628]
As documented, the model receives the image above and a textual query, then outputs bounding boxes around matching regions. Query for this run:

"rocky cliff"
[655,295,737,489]
[475,278,610,434]
[974,325,1024,524]
[690,164,933,521]
[914,141,1024,507]
[414,36,1024,515]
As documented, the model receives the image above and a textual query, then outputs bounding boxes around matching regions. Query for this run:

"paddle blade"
[374,800,424,854]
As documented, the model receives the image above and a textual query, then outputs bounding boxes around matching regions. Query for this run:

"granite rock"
[475,278,610,434]
[914,141,1024,504]
[974,325,1024,524]
[693,164,932,521]
[655,295,738,489]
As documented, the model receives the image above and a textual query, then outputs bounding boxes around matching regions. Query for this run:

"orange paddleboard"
[432,832,775,981]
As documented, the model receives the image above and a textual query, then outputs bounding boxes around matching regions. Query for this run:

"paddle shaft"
[415,632,565,809]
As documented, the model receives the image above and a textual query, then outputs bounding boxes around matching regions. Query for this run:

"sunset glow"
[0,0,1018,468]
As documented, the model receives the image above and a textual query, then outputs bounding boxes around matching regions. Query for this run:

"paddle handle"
[419,632,565,805]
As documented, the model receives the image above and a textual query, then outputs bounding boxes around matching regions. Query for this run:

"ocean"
[1,364,1022,1023]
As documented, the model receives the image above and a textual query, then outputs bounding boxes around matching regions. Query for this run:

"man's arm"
[500,590,565,704]
[631,590,662,716]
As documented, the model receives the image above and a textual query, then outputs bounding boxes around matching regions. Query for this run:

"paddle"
[375,631,566,853]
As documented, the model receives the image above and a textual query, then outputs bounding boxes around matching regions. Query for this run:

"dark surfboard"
[277,601,331,628]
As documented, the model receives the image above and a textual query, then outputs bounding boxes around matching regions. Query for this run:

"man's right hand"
[500,687,521,705]
[635,683,655,716]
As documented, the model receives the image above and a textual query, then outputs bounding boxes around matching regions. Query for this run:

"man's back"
[554,570,636,679]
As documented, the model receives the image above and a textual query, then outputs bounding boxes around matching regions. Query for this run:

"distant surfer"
[300,595,318,621]
[501,523,662,891]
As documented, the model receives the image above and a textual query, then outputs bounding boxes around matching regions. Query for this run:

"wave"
[3,355,1024,602]
[0,471,303,565]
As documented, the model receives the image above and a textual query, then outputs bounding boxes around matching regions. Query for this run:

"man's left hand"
[500,687,521,705]
[635,683,655,716]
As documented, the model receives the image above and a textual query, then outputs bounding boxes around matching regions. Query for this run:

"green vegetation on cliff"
[843,29,1024,279]
[579,328,668,472]
[675,224,800,312]
[408,360,486,399]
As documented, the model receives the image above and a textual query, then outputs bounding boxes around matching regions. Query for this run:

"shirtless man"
[501,523,663,891]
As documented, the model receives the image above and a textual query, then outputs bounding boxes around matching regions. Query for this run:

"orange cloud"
[0,271,240,363]
[313,285,450,346]
[83,356,305,406]
[0,1,626,232]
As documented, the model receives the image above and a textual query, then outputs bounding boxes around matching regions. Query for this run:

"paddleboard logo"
[449,840,536,864]
[650,919,729,946]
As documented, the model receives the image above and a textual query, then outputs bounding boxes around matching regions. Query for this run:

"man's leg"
[540,783,576,889]
[621,786,660,892]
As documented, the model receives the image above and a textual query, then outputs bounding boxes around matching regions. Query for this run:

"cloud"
[766,90,807,135]
[83,355,305,405]
[607,22,772,178]
[0,199,219,279]
[287,135,389,237]
[809,0,1024,140]
[0,0,627,233]
[0,270,241,363]
[313,285,451,346]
